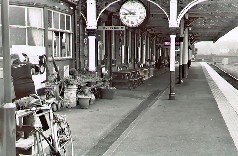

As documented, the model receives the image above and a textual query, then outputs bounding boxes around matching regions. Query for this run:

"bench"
[111,69,145,89]
[112,71,137,89]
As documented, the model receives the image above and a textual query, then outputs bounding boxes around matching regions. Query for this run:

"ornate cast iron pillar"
[178,18,184,84]
[182,28,188,78]
[188,43,192,68]
[106,13,113,79]
[169,0,178,100]
[87,0,97,72]
[169,32,176,100]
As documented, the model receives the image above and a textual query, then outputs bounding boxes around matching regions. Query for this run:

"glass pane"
[66,34,71,57]
[53,12,59,29]
[27,8,43,27]
[48,31,53,57]
[66,15,71,30]
[61,33,66,57]
[54,32,59,57]
[10,27,26,46]
[27,28,44,46]
[48,10,52,28]
[60,14,65,30]
[9,6,25,26]
[0,27,2,57]
[0,7,1,25]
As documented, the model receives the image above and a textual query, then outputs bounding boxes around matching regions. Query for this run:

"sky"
[195,27,238,55]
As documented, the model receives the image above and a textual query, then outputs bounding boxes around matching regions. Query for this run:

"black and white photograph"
[1,0,238,155]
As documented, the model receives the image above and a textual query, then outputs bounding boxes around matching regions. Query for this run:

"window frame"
[48,9,73,59]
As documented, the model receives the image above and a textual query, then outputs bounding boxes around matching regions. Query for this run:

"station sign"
[97,26,125,30]
[164,41,180,46]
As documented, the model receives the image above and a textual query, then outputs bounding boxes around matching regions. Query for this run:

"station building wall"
[0,0,76,78]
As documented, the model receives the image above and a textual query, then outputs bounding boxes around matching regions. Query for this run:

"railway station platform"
[59,62,238,156]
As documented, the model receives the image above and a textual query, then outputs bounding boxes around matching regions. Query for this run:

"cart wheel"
[51,103,58,112]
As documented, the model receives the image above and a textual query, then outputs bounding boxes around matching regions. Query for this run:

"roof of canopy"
[79,0,238,44]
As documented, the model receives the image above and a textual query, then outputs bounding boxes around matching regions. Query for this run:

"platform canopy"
[79,0,238,44]
[148,0,238,43]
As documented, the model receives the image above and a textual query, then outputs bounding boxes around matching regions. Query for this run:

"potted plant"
[63,76,79,108]
[100,78,116,100]
[77,84,93,109]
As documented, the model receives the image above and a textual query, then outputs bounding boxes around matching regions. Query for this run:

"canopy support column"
[182,28,188,78]
[169,0,178,100]
[178,18,184,84]
[87,0,97,72]
[1,1,16,156]
[169,34,176,100]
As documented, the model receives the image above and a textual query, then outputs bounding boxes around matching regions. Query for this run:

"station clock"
[119,0,147,28]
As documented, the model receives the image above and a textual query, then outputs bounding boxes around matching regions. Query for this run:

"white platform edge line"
[201,62,238,150]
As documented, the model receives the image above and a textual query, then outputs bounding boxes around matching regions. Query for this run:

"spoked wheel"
[54,115,74,156]
[58,138,74,156]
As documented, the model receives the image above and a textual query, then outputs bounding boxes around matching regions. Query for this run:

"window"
[0,6,44,57]
[48,10,52,28]
[10,27,26,45]
[49,31,72,58]
[48,31,53,56]
[27,8,43,28]
[9,6,25,26]
[53,12,59,29]
[0,7,1,24]
[60,14,65,30]
[7,6,43,48]
[27,28,44,46]
[48,10,72,58]
[66,15,71,31]
[0,27,2,56]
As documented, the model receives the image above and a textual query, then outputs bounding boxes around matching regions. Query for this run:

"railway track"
[209,63,238,90]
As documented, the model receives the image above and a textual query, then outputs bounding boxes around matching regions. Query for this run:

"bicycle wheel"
[53,114,74,156]
[33,129,49,156]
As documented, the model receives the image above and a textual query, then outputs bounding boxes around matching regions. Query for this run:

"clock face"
[119,0,147,27]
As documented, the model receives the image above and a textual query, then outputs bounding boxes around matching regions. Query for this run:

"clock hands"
[121,7,136,15]
[119,1,146,27]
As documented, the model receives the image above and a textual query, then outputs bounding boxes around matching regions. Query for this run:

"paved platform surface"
[59,62,238,156]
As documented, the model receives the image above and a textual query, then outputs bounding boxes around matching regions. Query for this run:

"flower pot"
[77,96,91,109]
[100,87,116,100]
[149,68,154,77]
[64,85,77,108]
